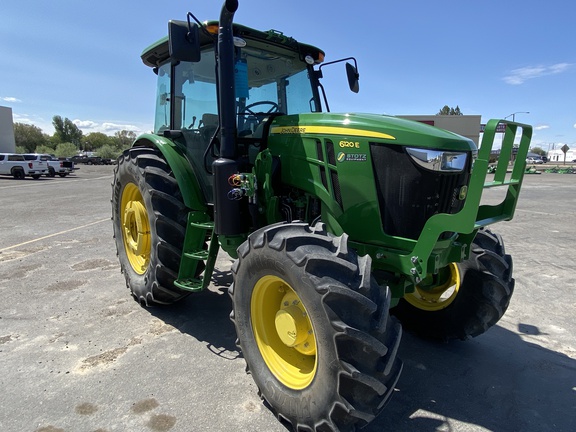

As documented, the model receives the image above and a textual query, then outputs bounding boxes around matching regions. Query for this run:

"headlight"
[406,147,468,172]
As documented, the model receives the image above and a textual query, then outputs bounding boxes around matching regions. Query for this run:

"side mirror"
[168,20,201,62]
[346,62,359,93]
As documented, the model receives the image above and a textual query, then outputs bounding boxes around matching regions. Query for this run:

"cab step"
[175,212,218,292]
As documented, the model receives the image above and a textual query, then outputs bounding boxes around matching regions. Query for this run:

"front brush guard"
[377,119,532,284]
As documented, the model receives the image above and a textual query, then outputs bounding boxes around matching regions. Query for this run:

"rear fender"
[133,133,207,212]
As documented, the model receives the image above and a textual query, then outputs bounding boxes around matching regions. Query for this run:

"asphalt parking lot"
[1,165,575,432]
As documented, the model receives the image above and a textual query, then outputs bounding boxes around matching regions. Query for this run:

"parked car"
[71,155,103,165]
[0,153,47,179]
[526,157,543,164]
[23,154,74,177]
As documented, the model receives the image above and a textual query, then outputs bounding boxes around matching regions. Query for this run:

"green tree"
[47,134,61,149]
[52,115,83,147]
[82,132,113,151]
[530,146,546,156]
[15,146,26,154]
[112,130,137,150]
[13,122,49,152]
[97,144,121,159]
[35,145,56,155]
[54,142,78,158]
[437,105,463,115]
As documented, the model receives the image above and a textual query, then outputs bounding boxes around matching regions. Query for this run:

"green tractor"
[111,1,532,430]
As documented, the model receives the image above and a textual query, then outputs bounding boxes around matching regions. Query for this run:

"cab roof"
[141,21,325,68]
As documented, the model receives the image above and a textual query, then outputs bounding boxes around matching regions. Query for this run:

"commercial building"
[398,115,482,146]
[0,106,16,153]
[547,148,575,163]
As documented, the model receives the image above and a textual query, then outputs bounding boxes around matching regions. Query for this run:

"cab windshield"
[152,40,319,202]
[153,42,319,135]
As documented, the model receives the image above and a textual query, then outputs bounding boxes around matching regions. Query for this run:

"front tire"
[112,146,191,306]
[391,228,514,340]
[230,222,402,431]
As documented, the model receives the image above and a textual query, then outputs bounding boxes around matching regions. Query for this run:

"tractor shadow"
[371,324,576,432]
[140,264,239,360]
[138,263,576,432]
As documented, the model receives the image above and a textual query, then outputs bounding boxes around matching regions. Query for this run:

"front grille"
[370,143,470,240]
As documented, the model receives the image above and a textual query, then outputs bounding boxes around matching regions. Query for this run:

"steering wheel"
[239,101,279,116]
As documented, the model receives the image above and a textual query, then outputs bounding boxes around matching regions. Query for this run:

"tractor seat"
[200,113,218,129]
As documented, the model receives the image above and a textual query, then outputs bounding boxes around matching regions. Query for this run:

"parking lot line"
[0,175,111,190]
[0,218,110,253]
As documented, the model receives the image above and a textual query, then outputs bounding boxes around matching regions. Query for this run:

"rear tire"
[12,168,24,180]
[230,222,403,431]
[31,174,41,179]
[112,146,192,306]
[48,167,56,177]
[391,228,514,340]
[58,173,68,177]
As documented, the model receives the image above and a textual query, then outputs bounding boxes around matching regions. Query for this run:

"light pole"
[504,111,530,122]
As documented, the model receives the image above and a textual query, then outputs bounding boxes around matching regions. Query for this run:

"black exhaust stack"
[216,0,238,160]
[213,0,243,236]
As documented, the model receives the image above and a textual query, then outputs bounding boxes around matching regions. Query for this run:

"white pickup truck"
[23,153,75,177]
[0,153,47,179]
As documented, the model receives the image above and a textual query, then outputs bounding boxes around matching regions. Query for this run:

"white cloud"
[12,113,54,133]
[13,113,32,123]
[71,119,141,134]
[73,119,99,129]
[549,63,571,74]
[101,122,139,133]
[503,63,572,85]
[534,124,550,131]
[1,96,22,103]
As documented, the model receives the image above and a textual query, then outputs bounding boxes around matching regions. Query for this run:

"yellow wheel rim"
[251,275,317,389]
[120,183,151,275]
[405,263,461,311]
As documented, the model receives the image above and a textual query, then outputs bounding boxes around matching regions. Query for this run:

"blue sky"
[1,0,574,151]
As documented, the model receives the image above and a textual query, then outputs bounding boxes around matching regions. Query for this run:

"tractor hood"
[269,112,477,152]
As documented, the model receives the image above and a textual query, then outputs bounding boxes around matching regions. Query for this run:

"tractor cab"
[144,21,330,202]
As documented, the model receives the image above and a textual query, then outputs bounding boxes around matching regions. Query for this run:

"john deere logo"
[337,152,346,162]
